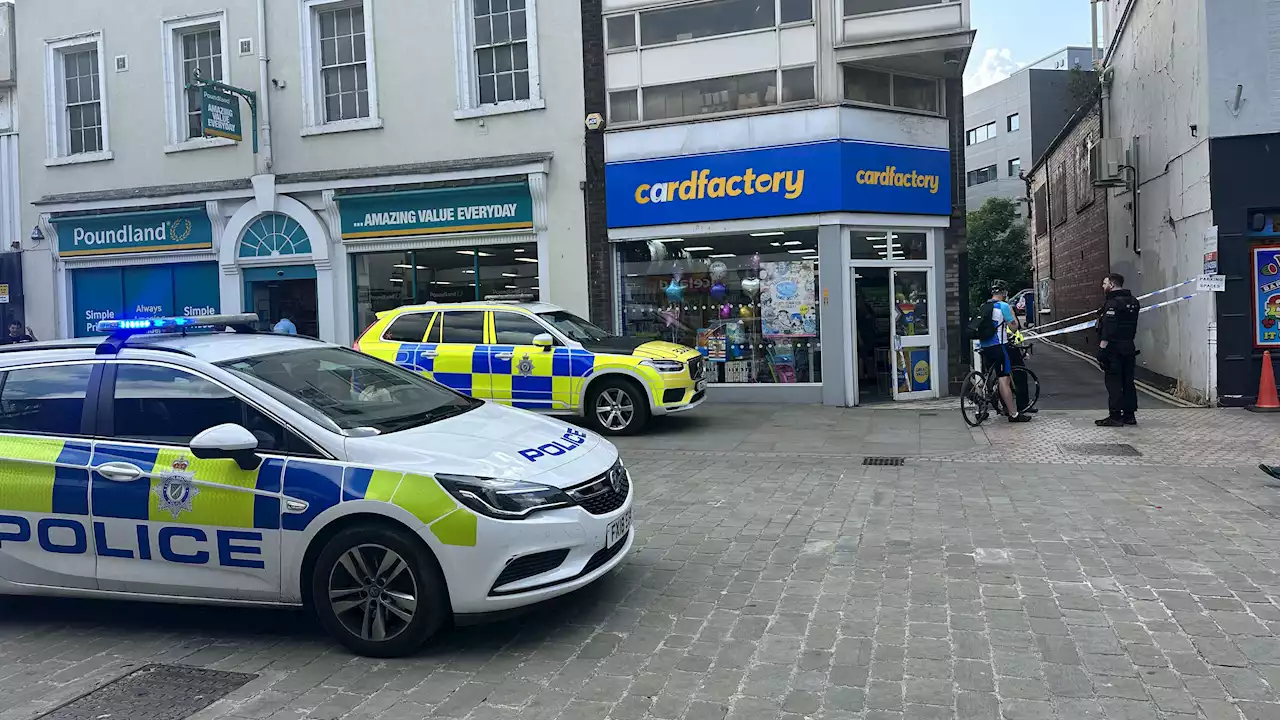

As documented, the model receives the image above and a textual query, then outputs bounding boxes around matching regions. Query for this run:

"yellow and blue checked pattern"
[395,342,597,411]
[0,435,478,547]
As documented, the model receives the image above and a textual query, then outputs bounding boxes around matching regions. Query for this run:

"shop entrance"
[243,266,319,337]
[850,266,938,403]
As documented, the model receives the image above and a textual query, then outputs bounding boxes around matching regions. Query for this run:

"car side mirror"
[533,333,554,350]
[190,423,262,471]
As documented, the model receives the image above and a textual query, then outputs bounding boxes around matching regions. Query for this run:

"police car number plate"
[696,379,707,392]
[607,509,632,548]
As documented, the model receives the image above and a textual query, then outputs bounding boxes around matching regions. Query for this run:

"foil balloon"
[664,278,684,302]
[709,261,728,282]
[660,306,681,327]
[750,253,762,270]
[710,282,726,299]
[719,303,732,319]
[739,305,754,319]
[740,276,761,298]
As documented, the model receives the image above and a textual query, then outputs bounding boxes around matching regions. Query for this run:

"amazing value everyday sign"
[55,207,214,258]
[605,139,951,228]
[338,183,534,240]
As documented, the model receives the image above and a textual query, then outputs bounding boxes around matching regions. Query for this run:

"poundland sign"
[55,208,214,257]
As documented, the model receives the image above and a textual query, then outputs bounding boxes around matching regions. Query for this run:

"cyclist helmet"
[990,279,1010,296]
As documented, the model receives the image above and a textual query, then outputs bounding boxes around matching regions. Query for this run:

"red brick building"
[1028,99,1109,354]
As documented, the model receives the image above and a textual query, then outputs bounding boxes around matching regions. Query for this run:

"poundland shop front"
[53,207,220,337]
[605,107,956,406]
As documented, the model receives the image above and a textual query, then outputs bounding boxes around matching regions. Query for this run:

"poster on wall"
[760,261,817,337]
[1255,245,1280,348]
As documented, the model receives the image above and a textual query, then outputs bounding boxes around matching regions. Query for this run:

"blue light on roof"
[94,314,258,334]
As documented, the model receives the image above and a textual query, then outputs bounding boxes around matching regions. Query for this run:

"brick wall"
[1029,103,1109,355]
[945,78,970,392]
[580,0,612,328]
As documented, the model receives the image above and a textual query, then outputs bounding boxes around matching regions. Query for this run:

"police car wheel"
[311,524,447,658]
[588,379,649,436]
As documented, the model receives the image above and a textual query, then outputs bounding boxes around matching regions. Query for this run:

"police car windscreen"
[219,347,479,434]
[538,311,612,343]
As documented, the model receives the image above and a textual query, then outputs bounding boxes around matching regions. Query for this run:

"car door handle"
[419,350,438,358]
[494,352,514,360]
[95,462,145,483]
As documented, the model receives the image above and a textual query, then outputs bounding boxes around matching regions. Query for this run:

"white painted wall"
[1104,0,1214,395]
[1204,0,1280,138]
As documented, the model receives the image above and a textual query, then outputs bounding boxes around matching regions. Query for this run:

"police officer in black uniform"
[1096,272,1141,426]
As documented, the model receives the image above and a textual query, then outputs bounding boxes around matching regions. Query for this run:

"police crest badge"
[517,354,534,376]
[154,456,200,519]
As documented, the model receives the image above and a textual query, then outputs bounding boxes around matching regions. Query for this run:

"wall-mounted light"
[29,226,43,244]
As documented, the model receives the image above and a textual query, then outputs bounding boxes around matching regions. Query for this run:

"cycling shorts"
[980,344,1012,378]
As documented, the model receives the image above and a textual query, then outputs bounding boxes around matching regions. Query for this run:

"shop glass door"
[243,266,319,337]
[889,269,937,401]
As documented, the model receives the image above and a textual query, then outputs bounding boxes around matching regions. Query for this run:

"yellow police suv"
[355,302,706,436]
[0,315,633,657]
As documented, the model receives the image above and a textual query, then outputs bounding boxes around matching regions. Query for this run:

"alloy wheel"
[595,388,635,431]
[328,543,419,642]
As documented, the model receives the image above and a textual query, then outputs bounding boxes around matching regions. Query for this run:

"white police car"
[0,315,632,657]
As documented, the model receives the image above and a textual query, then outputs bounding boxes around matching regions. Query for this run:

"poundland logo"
[61,214,207,257]
[72,218,193,248]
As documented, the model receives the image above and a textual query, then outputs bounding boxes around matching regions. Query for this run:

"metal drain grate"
[863,456,905,466]
[1060,443,1142,457]
[38,664,256,720]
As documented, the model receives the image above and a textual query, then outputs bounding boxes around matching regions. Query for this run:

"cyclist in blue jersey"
[979,280,1031,423]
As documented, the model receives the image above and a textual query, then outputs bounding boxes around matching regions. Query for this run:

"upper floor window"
[1008,157,1021,177]
[44,33,110,164]
[966,165,997,187]
[966,121,996,145]
[1076,139,1095,210]
[607,0,812,51]
[1051,161,1068,226]
[1007,113,1020,132]
[1034,184,1048,237]
[454,0,543,118]
[300,0,381,134]
[611,65,815,124]
[843,66,941,115]
[163,12,230,150]
[844,0,956,18]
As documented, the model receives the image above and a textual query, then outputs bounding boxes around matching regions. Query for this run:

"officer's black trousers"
[1101,351,1137,417]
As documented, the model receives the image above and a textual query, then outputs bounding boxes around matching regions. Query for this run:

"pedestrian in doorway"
[1,321,36,344]
[1096,272,1140,426]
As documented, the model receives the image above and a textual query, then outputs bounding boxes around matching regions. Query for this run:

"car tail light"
[353,321,377,352]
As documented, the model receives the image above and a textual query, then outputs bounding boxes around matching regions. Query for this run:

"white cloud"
[965,48,1023,94]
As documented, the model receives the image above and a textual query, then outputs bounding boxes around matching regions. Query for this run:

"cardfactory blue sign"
[605,140,952,228]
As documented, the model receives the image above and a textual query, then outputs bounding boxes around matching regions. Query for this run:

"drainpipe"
[257,0,273,173]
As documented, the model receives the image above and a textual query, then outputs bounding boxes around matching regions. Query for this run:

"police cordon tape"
[1016,293,1200,343]
[1026,277,1199,334]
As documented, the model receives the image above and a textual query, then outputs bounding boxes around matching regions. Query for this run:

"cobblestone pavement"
[4,411,1280,719]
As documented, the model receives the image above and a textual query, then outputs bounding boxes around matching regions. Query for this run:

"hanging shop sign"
[200,87,243,142]
[338,183,534,240]
[605,139,951,228]
[54,207,214,258]
[1254,245,1280,348]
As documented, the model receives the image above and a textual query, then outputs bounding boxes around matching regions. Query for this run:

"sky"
[964,0,1096,95]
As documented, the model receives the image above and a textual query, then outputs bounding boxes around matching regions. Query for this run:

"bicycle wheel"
[1011,366,1041,414]
[960,371,991,427]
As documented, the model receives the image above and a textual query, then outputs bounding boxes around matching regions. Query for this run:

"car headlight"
[435,474,574,519]
[641,358,685,373]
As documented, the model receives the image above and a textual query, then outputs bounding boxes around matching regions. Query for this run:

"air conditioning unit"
[1091,137,1127,187]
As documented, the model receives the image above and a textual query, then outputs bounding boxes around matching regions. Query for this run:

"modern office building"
[15,0,590,345]
[590,0,975,406]
[963,46,1095,215]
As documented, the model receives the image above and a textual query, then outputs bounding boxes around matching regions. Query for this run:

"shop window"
[301,0,380,133]
[454,0,543,117]
[493,312,551,345]
[111,364,319,455]
[440,311,486,344]
[351,242,538,333]
[0,364,93,436]
[45,33,109,162]
[71,263,221,338]
[617,231,822,385]
[850,231,928,261]
[383,312,434,343]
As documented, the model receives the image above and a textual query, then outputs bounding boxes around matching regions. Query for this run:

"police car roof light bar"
[94,314,261,355]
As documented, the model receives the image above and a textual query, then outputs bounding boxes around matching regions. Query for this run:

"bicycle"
[960,339,1041,427]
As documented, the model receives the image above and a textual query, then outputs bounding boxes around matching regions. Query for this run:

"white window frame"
[299,0,382,136]
[452,0,545,120]
[43,31,112,166]
[162,11,234,153]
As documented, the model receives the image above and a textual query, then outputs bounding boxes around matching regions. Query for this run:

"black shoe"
[1096,417,1125,427]
[1008,414,1031,423]
[1122,416,1137,426]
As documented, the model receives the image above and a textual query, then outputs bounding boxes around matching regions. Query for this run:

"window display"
[352,242,537,332]
[617,230,821,384]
